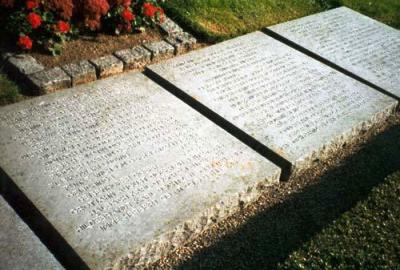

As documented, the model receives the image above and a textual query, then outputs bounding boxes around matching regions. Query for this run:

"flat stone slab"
[267,7,400,98]
[0,196,64,270]
[62,60,97,86]
[0,72,279,269]
[27,67,71,94]
[147,31,397,168]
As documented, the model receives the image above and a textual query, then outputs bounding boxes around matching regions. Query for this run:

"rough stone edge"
[145,105,400,270]
[290,102,399,179]
[108,168,281,270]
[110,103,400,269]
[0,16,197,95]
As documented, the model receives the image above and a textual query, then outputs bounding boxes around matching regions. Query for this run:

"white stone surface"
[0,72,279,269]
[268,7,400,97]
[0,196,64,270]
[148,31,397,167]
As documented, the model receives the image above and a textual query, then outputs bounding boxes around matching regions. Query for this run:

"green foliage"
[279,172,400,270]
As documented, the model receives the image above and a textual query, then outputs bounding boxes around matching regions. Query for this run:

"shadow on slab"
[176,124,400,270]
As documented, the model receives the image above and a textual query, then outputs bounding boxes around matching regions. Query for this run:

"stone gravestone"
[147,31,397,171]
[267,7,400,98]
[0,196,64,270]
[0,72,280,269]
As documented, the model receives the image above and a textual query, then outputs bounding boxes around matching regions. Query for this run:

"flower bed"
[0,0,165,55]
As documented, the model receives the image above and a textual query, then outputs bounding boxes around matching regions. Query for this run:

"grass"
[163,0,400,42]
[0,67,23,106]
[279,171,400,270]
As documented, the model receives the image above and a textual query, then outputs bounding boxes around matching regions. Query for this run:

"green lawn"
[163,0,400,42]
[0,68,23,106]
[279,171,400,270]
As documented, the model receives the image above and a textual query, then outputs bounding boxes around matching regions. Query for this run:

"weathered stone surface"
[147,31,397,170]
[7,54,44,76]
[0,72,280,269]
[267,7,400,98]
[159,17,184,36]
[114,46,152,70]
[62,60,97,86]
[165,32,197,55]
[90,55,124,78]
[143,40,175,61]
[27,67,71,94]
[0,196,64,270]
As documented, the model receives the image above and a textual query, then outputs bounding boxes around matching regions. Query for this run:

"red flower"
[56,20,70,33]
[26,0,39,9]
[27,12,42,29]
[121,8,134,22]
[143,2,157,17]
[18,35,33,50]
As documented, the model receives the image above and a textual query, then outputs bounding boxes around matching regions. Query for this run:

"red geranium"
[26,0,39,9]
[121,8,134,22]
[56,20,71,33]
[143,2,157,17]
[27,12,42,29]
[18,35,33,50]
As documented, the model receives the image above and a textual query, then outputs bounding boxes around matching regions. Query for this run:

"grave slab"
[0,196,64,270]
[267,7,400,98]
[147,31,397,170]
[0,72,280,269]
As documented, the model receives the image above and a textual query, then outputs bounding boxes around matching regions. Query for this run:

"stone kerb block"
[5,54,44,81]
[27,67,71,94]
[114,46,152,71]
[0,72,280,269]
[165,32,197,55]
[147,31,397,174]
[143,40,175,61]
[62,60,97,86]
[267,7,400,98]
[90,54,124,78]
[159,17,184,36]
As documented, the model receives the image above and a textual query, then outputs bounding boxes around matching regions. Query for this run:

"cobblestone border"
[0,17,197,94]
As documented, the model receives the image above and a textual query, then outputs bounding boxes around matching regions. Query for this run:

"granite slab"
[147,31,397,169]
[0,196,64,270]
[0,72,280,269]
[267,7,400,98]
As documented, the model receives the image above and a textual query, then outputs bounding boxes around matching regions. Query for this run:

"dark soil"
[0,27,165,68]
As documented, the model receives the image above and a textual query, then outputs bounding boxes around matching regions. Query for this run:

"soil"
[0,27,165,68]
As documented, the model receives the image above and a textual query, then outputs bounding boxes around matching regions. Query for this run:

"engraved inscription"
[0,79,264,233]
[269,7,400,96]
[149,32,395,163]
